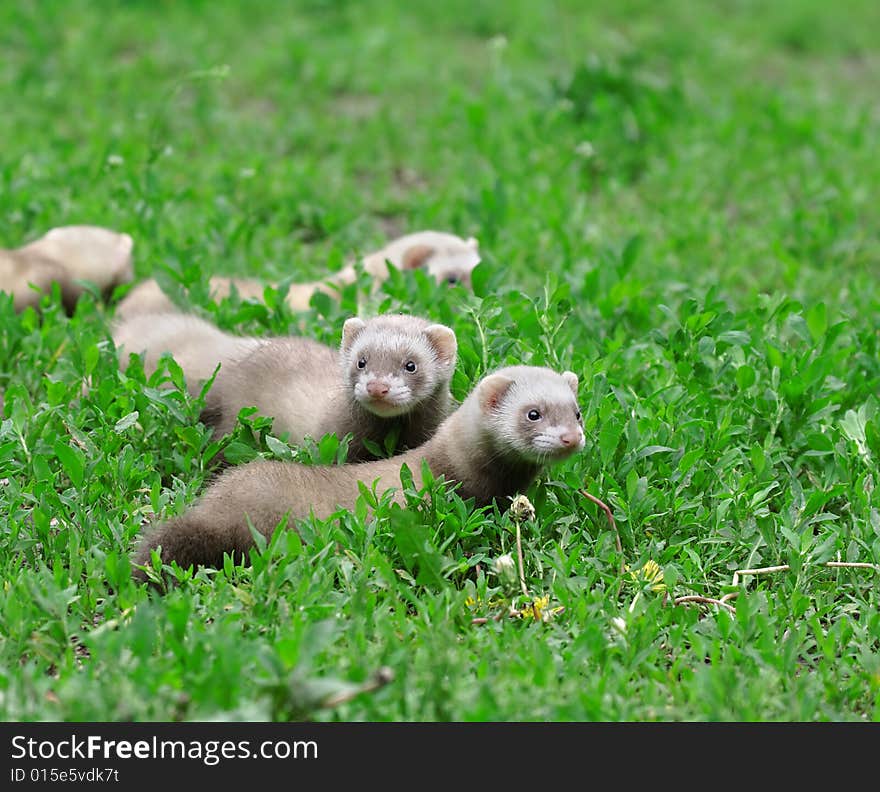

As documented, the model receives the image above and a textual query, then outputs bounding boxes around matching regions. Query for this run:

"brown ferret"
[1,225,133,312]
[112,311,457,460]
[132,366,585,580]
[114,230,481,319]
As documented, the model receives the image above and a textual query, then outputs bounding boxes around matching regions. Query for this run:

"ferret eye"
[357,357,367,369]
[575,410,582,421]
[404,360,418,373]
[447,275,459,285]
[527,409,541,422]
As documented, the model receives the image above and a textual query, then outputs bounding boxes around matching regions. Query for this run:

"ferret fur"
[114,230,480,319]
[112,312,457,460]
[1,225,133,312]
[132,366,584,579]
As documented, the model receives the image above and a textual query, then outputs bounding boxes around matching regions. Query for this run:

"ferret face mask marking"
[341,316,457,418]
[480,369,585,463]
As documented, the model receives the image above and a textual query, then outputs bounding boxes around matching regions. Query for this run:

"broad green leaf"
[53,440,85,489]
[805,303,827,344]
[114,411,139,433]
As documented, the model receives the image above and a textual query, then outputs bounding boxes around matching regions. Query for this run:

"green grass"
[2,0,880,721]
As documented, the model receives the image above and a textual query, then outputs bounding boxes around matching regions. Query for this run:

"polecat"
[114,230,481,319]
[1,225,133,312]
[132,366,584,579]
[113,311,457,460]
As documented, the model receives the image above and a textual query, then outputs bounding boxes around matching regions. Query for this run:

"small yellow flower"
[464,595,508,611]
[530,594,551,616]
[513,595,564,622]
[627,559,666,593]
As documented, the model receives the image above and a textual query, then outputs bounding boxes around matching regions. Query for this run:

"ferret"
[1,225,133,312]
[113,275,319,321]
[114,230,481,319]
[132,366,585,579]
[0,248,78,313]
[112,310,262,388]
[201,313,457,457]
[357,230,481,288]
[112,311,457,460]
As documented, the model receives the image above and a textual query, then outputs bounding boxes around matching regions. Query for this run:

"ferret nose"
[559,432,579,447]
[367,380,390,398]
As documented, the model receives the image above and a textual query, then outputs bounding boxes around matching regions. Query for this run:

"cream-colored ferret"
[132,366,585,579]
[115,230,480,319]
[112,311,458,461]
[0,225,133,312]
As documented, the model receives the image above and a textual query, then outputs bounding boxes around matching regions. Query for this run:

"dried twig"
[580,489,621,558]
[579,487,624,594]
[721,561,880,604]
[671,595,736,614]
[825,561,879,572]
[731,561,879,587]
[470,613,505,626]
[320,667,395,709]
[731,564,791,586]
[686,560,880,612]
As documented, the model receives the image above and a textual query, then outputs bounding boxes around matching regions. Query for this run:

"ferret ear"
[341,317,367,351]
[401,244,435,270]
[465,236,479,250]
[562,370,579,396]
[117,232,134,256]
[478,373,514,414]
[424,324,457,367]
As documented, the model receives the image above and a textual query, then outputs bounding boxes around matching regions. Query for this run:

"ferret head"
[341,314,458,417]
[393,232,481,288]
[476,366,585,464]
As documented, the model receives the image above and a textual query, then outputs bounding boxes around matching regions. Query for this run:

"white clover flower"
[509,494,536,522]
[492,554,518,587]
